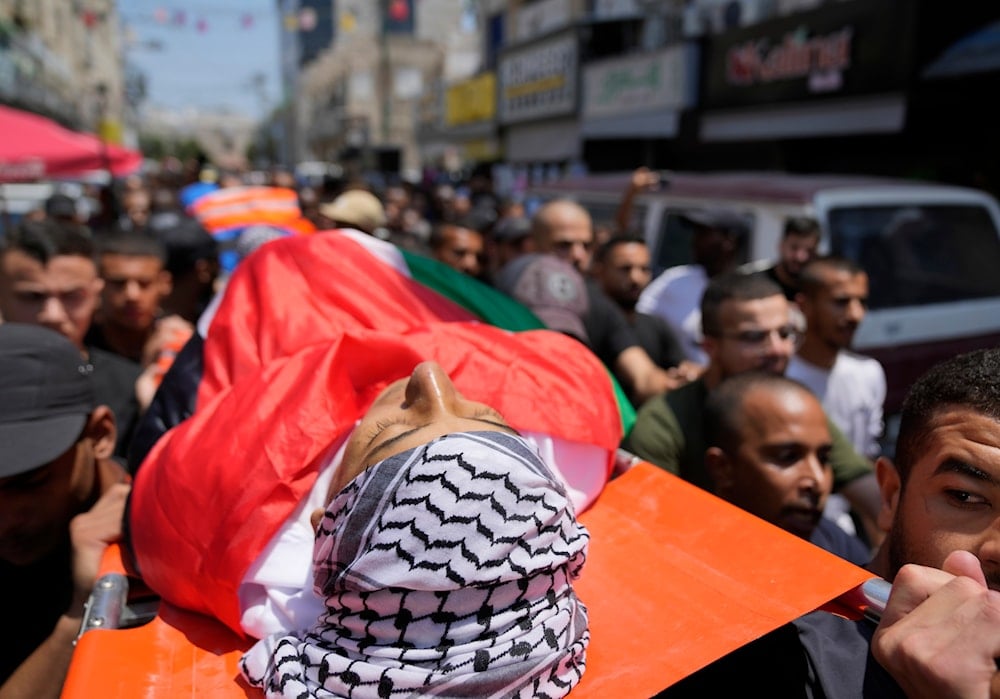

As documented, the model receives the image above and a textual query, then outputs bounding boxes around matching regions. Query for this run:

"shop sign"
[703,0,914,109]
[445,72,497,127]
[727,26,852,90]
[583,48,686,119]
[499,33,577,124]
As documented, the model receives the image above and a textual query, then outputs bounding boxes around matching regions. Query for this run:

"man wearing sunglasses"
[624,272,881,534]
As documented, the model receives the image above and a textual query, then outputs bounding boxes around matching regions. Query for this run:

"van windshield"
[828,204,1000,310]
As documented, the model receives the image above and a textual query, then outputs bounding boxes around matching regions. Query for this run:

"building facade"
[288,0,479,174]
[415,0,1000,197]
[0,0,125,139]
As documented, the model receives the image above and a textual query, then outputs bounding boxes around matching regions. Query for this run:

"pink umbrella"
[0,105,143,182]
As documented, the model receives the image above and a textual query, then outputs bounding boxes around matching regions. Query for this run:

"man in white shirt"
[636,209,747,365]
[787,255,886,459]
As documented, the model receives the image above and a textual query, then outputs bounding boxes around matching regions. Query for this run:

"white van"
[529,170,1000,433]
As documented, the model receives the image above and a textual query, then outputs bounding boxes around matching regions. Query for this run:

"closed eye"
[15,290,48,304]
[364,417,408,445]
[363,405,509,447]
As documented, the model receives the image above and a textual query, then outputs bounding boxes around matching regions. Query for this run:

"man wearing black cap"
[0,324,130,698]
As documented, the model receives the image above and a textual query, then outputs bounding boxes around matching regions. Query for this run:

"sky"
[118,0,282,119]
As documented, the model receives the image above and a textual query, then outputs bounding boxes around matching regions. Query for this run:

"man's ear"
[84,405,117,459]
[705,447,734,495]
[194,259,216,285]
[701,334,719,361]
[795,292,813,318]
[310,507,324,533]
[875,456,901,533]
[158,269,173,297]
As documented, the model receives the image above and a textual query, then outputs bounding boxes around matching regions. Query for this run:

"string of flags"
[121,1,424,36]
[148,7,255,33]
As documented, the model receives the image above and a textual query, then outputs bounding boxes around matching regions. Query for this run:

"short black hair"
[149,217,218,278]
[701,272,783,337]
[2,219,94,263]
[593,234,646,265]
[798,255,865,296]
[783,216,821,239]
[428,220,485,252]
[705,372,815,454]
[895,348,1000,484]
[97,232,167,265]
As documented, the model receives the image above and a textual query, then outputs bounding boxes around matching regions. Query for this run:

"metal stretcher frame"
[62,462,875,699]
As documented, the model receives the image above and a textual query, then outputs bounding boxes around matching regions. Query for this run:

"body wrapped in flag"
[127,230,623,637]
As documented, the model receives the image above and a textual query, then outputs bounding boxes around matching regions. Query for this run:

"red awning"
[0,105,143,182]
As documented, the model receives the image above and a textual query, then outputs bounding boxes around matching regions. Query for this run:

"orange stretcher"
[62,462,875,698]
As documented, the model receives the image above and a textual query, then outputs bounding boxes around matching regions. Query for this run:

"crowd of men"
[2,160,999,698]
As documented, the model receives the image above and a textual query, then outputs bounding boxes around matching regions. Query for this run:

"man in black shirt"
[752,215,821,302]
[525,199,691,406]
[591,235,693,375]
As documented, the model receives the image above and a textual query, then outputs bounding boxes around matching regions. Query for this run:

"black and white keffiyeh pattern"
[241,430,590,698]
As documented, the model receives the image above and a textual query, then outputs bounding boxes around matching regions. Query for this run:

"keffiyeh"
[240,431,590,698]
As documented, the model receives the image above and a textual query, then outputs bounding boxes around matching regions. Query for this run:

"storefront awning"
[923,20,1000,79]
[504,118,581,163]
[582,108,681,139]
[700,93,906,142]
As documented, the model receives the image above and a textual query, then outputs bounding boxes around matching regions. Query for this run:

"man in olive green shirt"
[624,272,880,534]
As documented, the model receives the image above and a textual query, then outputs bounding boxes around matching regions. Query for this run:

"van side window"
[653,213,696,272]
[829,205,1000,309]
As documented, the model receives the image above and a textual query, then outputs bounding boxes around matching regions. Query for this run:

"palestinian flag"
[198,229,636,433]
